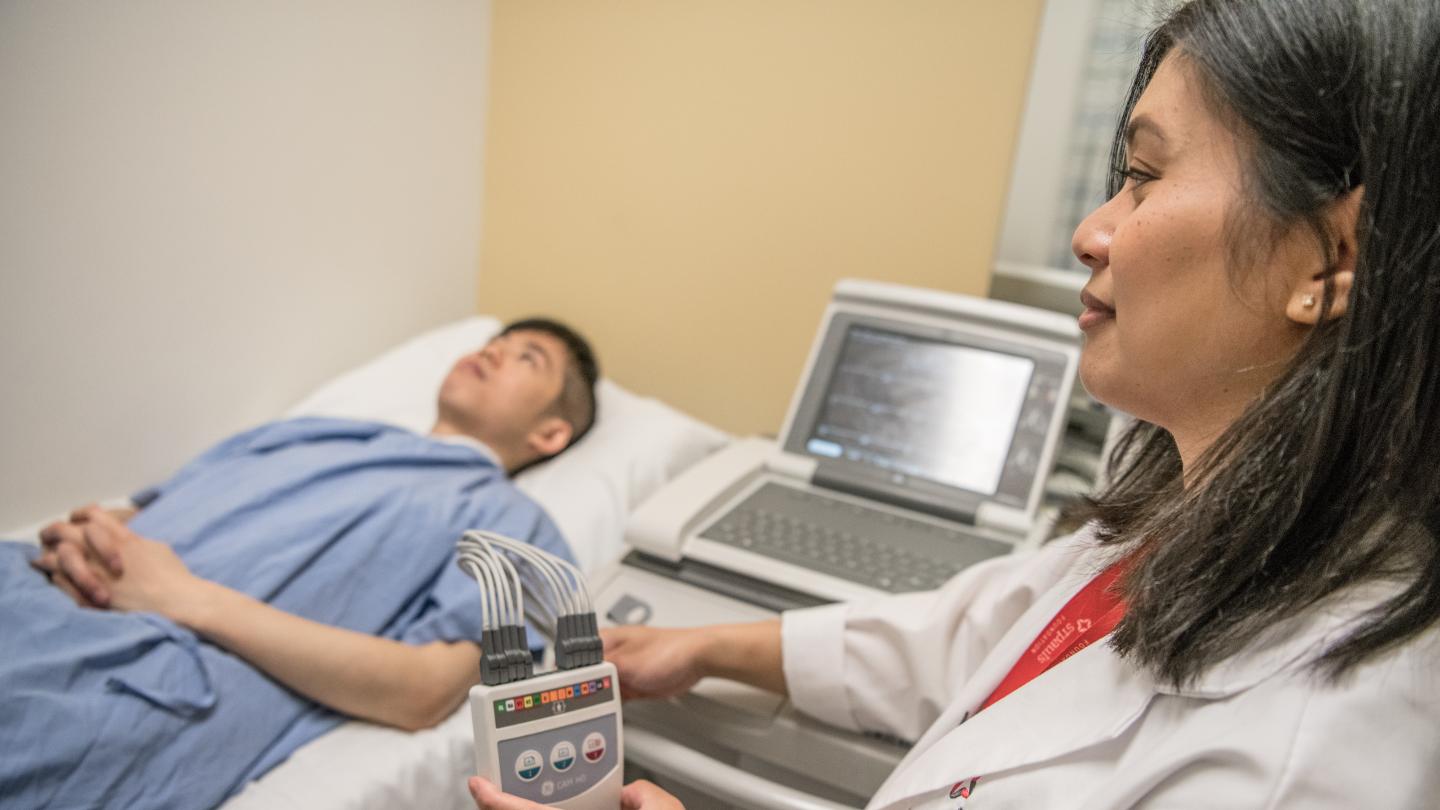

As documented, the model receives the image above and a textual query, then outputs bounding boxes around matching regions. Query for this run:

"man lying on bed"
[0,318,599,810]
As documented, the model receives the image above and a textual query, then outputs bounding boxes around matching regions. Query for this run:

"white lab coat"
[781,528,1440,809]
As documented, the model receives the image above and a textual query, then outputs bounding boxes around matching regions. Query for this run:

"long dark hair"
[1070,0,1440,686]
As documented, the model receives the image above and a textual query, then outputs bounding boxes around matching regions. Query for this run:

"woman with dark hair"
[472,1,1440,807]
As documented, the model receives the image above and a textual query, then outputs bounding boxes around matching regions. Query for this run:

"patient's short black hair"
[501,317,600,452]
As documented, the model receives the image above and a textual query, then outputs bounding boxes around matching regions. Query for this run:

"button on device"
[541,781,555,798]
[605,595,652,626]
[515,749,543,782]
[551,740,576,772]
[582,732,606,763]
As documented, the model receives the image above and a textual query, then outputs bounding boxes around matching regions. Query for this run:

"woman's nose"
[1072,201,1114,271]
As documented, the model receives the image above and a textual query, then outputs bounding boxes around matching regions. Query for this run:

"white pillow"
[286,316,728,572]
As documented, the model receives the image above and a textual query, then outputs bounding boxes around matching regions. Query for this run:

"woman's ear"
[1286,186,1363,325]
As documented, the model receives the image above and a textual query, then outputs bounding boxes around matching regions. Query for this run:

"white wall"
[995,0,1101,269]
[0,2,491,530]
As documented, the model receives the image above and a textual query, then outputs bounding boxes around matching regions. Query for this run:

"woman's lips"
[1078,290,1115,331]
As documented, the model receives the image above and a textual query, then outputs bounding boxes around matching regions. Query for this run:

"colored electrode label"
[493,676,615,729]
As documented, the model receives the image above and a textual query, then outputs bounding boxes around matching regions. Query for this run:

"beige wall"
[481,1,1043,435]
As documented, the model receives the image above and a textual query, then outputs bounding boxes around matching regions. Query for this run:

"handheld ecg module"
[457,531,622,809]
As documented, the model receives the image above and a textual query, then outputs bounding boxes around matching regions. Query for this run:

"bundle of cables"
[456,530,605,685]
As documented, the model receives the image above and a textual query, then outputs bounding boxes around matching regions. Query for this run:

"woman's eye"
[1120,165,1158,188]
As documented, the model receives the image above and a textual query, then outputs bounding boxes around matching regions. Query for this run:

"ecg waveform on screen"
[809,327,1033,494]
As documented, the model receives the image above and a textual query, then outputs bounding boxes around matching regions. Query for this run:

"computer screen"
[803,325,1034,495]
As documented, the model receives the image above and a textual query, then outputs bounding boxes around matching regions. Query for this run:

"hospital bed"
[10,315,729,810]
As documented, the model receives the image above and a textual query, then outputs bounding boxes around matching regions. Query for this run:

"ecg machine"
[590,279,1082,809]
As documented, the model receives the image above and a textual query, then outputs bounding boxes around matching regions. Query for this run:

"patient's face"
[436,329,569,453]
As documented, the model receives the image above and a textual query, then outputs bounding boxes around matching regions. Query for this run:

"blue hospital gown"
[0,417,573,810]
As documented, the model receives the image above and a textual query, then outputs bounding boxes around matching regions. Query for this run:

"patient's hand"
[31,560,98,608]
[33,507,206,620]
[33,505,128,607]
[33,503,140,591]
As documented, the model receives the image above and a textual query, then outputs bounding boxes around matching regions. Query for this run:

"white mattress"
[224,705,481,810]
[195,315,729,808]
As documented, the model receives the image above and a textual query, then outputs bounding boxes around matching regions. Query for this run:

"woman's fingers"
[467,777,549,810]
[622,779,686,810]
[465,776,683,810]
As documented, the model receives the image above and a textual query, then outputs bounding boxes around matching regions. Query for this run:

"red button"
[582,732,606,762]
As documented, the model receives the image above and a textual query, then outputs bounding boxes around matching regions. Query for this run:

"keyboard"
[697,482,1011,594]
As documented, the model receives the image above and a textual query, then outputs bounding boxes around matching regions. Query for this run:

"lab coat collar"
[867,573,1390,809]
[1160,581,1391,699]
[870,637,1153,809]
[867,560,1119,808]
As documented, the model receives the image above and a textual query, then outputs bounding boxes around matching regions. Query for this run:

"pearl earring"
[1301,294,1316,309]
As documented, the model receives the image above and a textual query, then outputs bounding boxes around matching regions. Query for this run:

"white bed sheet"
[216,315,726,809]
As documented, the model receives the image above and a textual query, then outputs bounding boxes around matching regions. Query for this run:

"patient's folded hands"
[32,506,208,625]
[33,505,121,607]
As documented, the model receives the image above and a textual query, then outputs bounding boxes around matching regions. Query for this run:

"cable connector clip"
[457,530,600,683]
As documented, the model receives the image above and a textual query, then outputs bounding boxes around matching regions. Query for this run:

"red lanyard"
[977,559,1131,714]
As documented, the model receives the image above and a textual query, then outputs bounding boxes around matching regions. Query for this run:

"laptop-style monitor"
[623,280,1083,604]
[778,281,1080,531]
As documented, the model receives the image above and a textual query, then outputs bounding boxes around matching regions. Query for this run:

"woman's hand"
[467,776,546,810]
[601,625,714,700]
[604,620,788,699]
[467,777,684,810]
[621,780,686,809]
